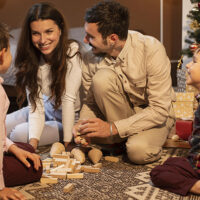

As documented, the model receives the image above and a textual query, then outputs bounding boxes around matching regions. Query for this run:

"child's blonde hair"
[0,23,9,51]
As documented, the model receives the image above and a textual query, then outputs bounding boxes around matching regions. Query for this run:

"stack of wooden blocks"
[41,147,119,193]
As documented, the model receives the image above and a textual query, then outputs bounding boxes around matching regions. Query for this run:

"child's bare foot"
[190,180,200,194]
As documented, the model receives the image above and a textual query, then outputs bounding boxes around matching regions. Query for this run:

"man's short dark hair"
[85,0,129,40]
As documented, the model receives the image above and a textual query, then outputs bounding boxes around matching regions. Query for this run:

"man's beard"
[93,52,107,57]
[89,43,106,57]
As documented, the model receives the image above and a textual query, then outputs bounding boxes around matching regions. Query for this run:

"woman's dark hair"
[16,2,80,110]
[0,23,10,51]
[85,0,129,40]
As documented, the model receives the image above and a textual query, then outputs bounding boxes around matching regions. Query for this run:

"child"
[150,48,200,196]
[0,23,42,199]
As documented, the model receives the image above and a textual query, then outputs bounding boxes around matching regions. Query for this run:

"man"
[73,0,176,164]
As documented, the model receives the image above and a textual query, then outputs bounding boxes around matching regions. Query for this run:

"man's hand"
[0,187,26,200]
[8,144,41,171]
[79,118,110,138]
[73,120,90,146]
[73,118,118,139]
[72,120,83,138]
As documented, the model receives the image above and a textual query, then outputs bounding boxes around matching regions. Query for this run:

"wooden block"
[74,165,82,173]
[45,165,50,170]
[53,158,68,162]
[67,173,84,179]
[62,151,71,157]
[50,164,65,173]
[52,154,70,159]
[63,183,74,193]
[75,160,81,165]
[50,172,66,179]
[52,167,72,173]
[75,136,87,145]
[80,137,87,145]
[42,173,52,178]
[40,177,58,184]
[70,159,77,172]
[65,168,73,173]
[43,163,51,169]
[93,163,102,168]
[42,158,53,163]
[104,156,119,162]
[76,132,81,136]
[80,165,86,171]
[53,163,58,168]
[53,158,68,165]
[83,166,100,173]
[65,159,72,168]
[164,138,190,148]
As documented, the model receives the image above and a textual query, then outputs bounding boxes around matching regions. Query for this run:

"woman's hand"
[9,144,41,171]
[29,138,39,150]
[0,187,26,200]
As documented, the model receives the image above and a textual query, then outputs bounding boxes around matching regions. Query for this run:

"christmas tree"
[183,0,200,57]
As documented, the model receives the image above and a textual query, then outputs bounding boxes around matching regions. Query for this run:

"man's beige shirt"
[80,31,176,138]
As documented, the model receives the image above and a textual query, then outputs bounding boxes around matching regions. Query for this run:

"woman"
[6,2,82,150]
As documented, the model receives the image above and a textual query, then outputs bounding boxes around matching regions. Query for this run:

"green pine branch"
[183,0,200,57]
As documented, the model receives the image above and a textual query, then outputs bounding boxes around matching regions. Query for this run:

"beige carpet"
[12,147,200,200]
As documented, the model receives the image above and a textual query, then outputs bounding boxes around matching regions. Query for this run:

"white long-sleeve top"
[28,42,82,142]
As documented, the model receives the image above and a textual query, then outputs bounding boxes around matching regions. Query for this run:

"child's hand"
[9,145,41,171]
[0,187,26,200]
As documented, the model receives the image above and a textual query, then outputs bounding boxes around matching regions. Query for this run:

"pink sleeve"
[0,136,4,190]
[5,138,14,152]
[0,79,11,189]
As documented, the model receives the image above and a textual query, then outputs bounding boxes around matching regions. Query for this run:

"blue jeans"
[6,99,79,146]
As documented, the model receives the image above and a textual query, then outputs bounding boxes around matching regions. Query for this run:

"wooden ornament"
[71,148,86,164]
[172,134,179,141]
[50,142,65,157]
[88,148,103,164]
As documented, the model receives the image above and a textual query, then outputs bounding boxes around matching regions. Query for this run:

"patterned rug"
[13,147,200,200]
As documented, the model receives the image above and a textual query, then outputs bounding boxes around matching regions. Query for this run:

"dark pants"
[3,142,43,187]
[150,157,200,196]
